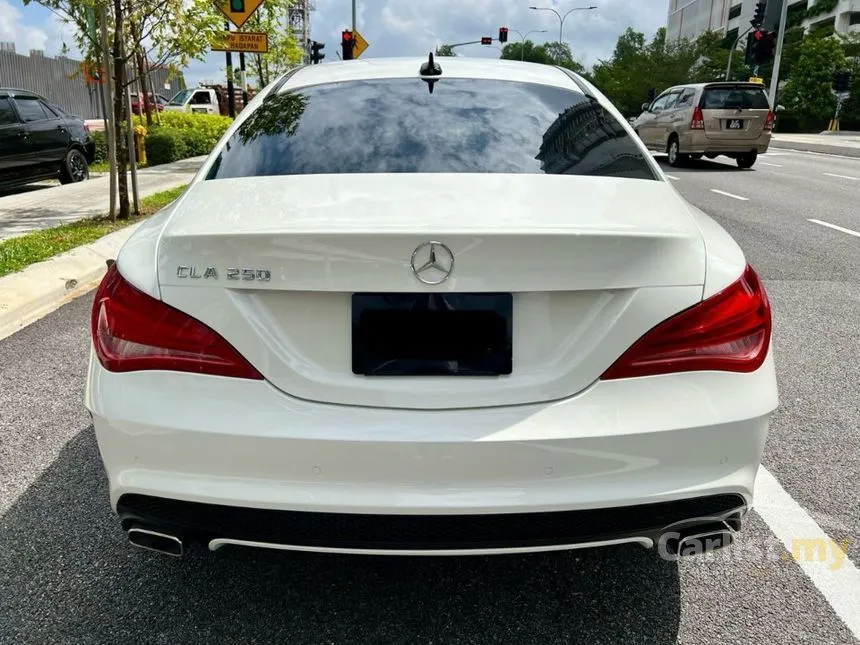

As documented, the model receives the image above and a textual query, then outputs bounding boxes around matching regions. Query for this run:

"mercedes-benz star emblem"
[410,241,455,285]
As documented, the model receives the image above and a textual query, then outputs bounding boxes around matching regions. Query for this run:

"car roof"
[279,57,582,93]
[666,82,769,91]
[0,88,42,99]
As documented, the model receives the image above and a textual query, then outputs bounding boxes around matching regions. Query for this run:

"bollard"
[134,125,147,165]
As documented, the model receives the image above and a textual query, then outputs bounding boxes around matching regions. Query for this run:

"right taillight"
[90,264,263,379]
[763,110,774,131]
[691,106,705,130]
[601,265,771,380]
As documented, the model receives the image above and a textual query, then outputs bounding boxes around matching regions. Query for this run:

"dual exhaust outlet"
[125,515,741,559]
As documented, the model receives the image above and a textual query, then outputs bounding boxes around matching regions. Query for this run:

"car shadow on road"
[1,428,682,644]
[0,182,56,198]
[654,155,754,172]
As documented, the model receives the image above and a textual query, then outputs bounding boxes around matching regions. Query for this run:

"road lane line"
[710,189,749,201]
[823,173,859,181]
[665,174,680,181]
[755,466,860,638]
[808,219,860,238]
[759,162,783,167]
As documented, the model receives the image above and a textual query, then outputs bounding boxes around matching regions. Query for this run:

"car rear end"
[85,59,777,557]
[683,83,774,155]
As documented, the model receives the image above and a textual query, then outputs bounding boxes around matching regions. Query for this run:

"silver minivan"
[632,82,774,169]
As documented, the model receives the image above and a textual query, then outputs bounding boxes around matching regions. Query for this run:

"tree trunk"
[131,24,152,128]
[113,0,129,220]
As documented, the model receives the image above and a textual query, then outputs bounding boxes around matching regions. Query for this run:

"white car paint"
[85,57,778,556]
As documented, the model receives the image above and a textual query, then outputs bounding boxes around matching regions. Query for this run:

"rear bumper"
[85,350,778,553]
[117,492,747,554]
[679,131,771,155]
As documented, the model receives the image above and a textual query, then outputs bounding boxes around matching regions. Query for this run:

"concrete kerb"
[769,140,860,158]
[0,223,141,342]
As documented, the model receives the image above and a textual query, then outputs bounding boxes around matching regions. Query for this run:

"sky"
[2,0,669,88]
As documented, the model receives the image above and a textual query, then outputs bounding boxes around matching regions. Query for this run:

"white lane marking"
[808,219,860,238]
[665,174,680,181]
[710,189,749,201]
[755,466,860,638]
[823,172,859,181]
[759,162,783,167]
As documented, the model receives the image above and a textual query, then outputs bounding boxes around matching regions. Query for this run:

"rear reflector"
[691,106,705,130]
[601,265,771,380]
[91,265,262,379]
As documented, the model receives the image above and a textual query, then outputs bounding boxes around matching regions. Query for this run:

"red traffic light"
[481,36,492,45]
[753,29,763,40]
[342,30,353,42]
[498,27,508,43]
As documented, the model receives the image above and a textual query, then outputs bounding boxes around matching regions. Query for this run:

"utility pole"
[225,21,235,118]
[352,0,356,32]
[768,0,790,107]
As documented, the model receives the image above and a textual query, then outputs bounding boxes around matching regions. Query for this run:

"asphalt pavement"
[1,149,859,644]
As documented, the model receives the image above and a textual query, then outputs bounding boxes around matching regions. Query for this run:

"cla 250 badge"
[176,266,272,281]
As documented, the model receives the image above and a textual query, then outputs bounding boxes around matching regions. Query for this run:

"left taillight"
[601,265,771,380]
[90,264,263,379]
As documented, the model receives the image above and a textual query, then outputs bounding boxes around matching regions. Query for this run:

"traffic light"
[310,41,325,64]
[341,30,354,60]
[230,0,245,11]
[760,30,776,62]
[498,27,508,43]
[751,1,766,28]
[834,71,851,93]
[481,36,493,45]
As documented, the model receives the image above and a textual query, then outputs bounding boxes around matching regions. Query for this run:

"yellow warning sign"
[212,31,269,53]
[352,29,369,58]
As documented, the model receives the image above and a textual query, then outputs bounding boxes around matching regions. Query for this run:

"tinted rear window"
[206,78,656,181]
[701,87,770,110]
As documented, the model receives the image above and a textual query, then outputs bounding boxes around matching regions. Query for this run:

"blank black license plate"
[352,293,513,376]
[727,119,744,129]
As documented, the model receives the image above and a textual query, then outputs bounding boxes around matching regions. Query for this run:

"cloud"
[0,0,49,54]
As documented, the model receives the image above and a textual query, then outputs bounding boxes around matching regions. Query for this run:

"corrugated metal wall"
[0,44,186,119]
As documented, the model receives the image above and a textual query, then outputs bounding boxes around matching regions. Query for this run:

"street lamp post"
[509,28,548,61]
[528,5,596,62]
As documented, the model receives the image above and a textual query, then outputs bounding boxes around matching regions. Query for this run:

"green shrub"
[142,112,232,165]
[145,129,188,165]
[91,130,107,163]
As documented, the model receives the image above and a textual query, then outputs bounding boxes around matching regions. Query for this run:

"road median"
[770,133,860,158]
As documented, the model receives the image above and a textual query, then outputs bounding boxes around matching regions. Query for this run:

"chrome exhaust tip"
[658,516,739,559]
[127,527,184,557]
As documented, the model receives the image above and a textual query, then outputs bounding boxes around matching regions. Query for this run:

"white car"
[85,56,778,559]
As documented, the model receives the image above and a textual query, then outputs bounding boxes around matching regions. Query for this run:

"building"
[668,0,860,45]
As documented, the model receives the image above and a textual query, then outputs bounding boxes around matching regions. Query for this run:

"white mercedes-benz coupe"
[85,56,778,559]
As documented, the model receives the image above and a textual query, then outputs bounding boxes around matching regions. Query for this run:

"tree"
[243,2,304,89]
[500,40,554,64]
[780,36,846,120]
[590,27,698,117]
[543,42,585,73]
[436,44,456,57]
[690,30,752,83]
[24,0,234,220]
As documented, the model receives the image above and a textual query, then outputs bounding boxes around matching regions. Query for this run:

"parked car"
[86,58,777,560]
[0,88,95,189]
[130,92,169,115]
[631,82,774,168]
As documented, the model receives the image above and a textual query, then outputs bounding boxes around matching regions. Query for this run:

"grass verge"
[0,184,186,279]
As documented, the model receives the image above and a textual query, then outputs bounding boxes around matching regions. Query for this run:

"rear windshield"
[205,78,656,181]
[701,87,770,110]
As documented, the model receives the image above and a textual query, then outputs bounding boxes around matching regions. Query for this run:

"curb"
[0,223,141,342]
[769,140,860,158]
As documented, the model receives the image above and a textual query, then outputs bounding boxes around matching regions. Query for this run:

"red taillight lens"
[691,106,705,130]
[90,265,263,379]
[763,110,774,131]
[601,265,771,380]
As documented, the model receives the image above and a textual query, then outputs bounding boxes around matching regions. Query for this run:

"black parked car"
[0,88,96,190]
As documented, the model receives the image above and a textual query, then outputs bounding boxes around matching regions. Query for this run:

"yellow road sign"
[749,76,764,84]
[214,0,264,29]
[352,29,369,58]
[212,31,268,53]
